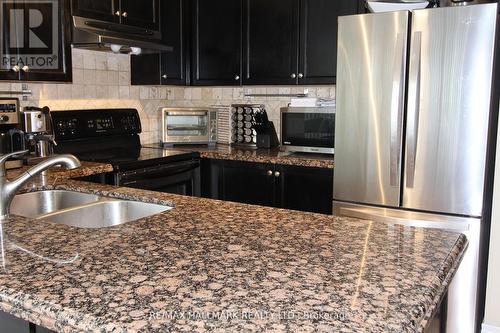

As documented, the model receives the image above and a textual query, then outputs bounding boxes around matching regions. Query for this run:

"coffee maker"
[21,106,56,163]
[0,98,25,169]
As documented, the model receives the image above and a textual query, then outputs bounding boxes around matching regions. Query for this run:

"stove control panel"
[52,109,141,140]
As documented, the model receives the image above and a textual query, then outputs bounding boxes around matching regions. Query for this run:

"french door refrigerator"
[333,4,499,333]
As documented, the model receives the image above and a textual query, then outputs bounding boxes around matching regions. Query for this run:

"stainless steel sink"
[10,190,101,218]
[41,200,171,228]
[11,190,172,228]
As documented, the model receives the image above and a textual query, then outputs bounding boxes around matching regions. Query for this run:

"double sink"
[10,190,172,228]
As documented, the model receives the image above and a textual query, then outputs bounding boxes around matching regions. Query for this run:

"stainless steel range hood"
[72,16,172,54]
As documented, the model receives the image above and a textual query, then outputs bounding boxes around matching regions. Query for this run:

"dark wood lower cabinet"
[0,310,54,333]
[276,164,333,214]
[203,159,333,214]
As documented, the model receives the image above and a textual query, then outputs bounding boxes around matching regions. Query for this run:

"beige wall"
[0,48,335,144]
[483,118,500,331]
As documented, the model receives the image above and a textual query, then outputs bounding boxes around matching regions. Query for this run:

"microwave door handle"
[390,33,406,187]
[406,31,422,189]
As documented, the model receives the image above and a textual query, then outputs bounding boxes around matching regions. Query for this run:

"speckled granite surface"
[6,161,113,179]
[142,143,334,169]
[0,167,466,333]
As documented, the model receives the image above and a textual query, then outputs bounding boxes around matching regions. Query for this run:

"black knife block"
[256,121,280,149]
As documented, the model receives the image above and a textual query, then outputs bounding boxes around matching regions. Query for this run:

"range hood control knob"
[0,116,9,122]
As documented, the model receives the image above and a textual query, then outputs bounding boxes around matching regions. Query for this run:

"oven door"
[162,111,210,144]
[114,159,201,196]
[280,108,335,154]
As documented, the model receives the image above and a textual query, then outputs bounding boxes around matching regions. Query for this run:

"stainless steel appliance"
[21,106,57,161]
[333,4,499,333]
[71,16,172,54]
[52,109,201,196]
[280,107,335,154]
[0,98,24,169]
[161,108,217,146]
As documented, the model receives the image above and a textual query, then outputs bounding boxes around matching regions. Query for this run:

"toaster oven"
[161,108,217,145]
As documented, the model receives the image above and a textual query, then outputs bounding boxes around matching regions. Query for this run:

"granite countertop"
[6,161,113,179]
[142,143,334,169]
[0,165,466,332]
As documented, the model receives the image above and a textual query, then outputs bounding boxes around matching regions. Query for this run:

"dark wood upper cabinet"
[298,0,359,84]
[72,0,159,31]
[242,0,299,85]
[130,0,188,85]
[71,0,118,23]
[0,0,72,82]
[191,0,242,86]
[119,0,159,31]
[0,1,22,80]
[160,0,189,85]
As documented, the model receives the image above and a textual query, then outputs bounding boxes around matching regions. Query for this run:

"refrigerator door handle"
[390,33,406,187]
[406,31,422,188]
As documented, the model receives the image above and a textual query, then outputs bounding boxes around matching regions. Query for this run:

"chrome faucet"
[0,150,81,220]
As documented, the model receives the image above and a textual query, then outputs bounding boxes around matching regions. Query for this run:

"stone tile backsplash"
[0,49,335,144]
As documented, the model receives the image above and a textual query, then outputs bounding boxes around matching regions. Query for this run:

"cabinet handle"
[274,171,280,178]
[298,73,303,79]
[266,170,273,176]
[21,65,29,72]
[234,75,240,81]
[115,10,121,16]
[290,73,296,79]
[122,11,128,17]
[162,74,168,79]
[11,65,20,72]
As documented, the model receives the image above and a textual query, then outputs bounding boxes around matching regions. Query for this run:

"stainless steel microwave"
[161,108,217,145]
[280,107,335,154]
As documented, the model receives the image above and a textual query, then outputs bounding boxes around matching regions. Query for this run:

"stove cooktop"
[77,147,199,172]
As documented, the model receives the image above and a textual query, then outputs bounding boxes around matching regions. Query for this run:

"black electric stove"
[52,109,201,196]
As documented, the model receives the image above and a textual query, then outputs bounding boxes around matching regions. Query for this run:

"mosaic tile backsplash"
[0,49,335,144]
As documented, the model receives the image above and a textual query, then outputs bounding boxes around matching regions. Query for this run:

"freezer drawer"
[403,4,498,216]
[334,11,408,207]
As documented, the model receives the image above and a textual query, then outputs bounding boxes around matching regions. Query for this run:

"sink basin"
[10,190,100,218]
[11,190,172,228]
[41,200,172,228]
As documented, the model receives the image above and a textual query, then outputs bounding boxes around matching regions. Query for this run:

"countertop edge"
[414,233,469,332]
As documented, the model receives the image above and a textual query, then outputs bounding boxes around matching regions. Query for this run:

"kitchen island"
[0,164,466,332]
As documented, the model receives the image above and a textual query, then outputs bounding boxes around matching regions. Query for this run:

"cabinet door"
[218,160,275,207]
[130,53,161,85]
[1,0,72,82]
[192,0,242,86]
[71,0,118,22]
[22,0,72,82]
[243,0,299,85]
[298,0,358,84]
[0,0,22,80]
[275,165,333,214]
[160,0,188,85]
[119,0,159,31]
[130,0,187,85]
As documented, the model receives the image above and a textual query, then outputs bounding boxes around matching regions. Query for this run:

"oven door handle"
[117,159,200,180]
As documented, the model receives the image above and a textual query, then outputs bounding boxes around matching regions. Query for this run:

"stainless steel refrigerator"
[333,4,499,333]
